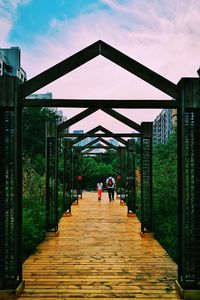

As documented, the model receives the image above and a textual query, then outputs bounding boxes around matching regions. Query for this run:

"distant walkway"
[18,192,180,299]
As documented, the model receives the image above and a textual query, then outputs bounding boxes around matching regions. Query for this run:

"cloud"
[0,0,30,19]
[0,18,12,47]
[0,0,31,45]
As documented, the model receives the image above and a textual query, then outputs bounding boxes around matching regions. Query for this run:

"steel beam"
[99,137,118,148]
[20,40,178,99]
[98,126,127,146]
[72,125,127,146]
[74,138,99,149]
[101,41,178,98]
[77,144,119,149]
[21,99,177,109]
[20,41,100,97]
[58,108,98,132]
[71,126,102,145]
[102,108,141,132]
[64,133,140,138]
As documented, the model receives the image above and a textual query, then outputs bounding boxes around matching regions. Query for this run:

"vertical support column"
[63,139,72,215]
[118,147,127,203]
[45,122,59,234]
[72,148,80,204]
[126,139,136,215]
[76,151,83,199]
[119,147,127,185]
[0,77,24,296]
[176,78,200,299]
[77,175,83,199]
[141,122,153,234]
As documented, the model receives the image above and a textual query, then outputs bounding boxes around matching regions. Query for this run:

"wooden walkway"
[18,192,181,299]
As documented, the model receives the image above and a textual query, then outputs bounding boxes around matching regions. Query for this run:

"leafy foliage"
[23,107,62,156]
[80,157,114,189]
[23,159,46,259]
[153,133,178,262]
[22,107,64,258]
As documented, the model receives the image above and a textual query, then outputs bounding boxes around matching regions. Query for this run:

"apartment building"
[0,47,26,82]
[153,108,177,144]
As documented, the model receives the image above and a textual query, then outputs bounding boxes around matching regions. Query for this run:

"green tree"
[153,133,177,261]
[23,159,46,258]
[23,107,63,156]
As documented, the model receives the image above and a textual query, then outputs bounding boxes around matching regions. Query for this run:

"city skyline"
[0,0,200,132]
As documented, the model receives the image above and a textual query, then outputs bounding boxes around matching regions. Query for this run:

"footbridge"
[18,192,180,299]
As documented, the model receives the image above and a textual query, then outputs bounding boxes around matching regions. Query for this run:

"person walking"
[96,180,103,201]
[106,175,116,202]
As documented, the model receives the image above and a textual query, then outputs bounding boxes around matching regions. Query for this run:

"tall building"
[73,130,88,147]
[153,108,177,144]
[26,92,53,100]
[108,138,119,146]
[0,47,26,82]
[26,92,64,124]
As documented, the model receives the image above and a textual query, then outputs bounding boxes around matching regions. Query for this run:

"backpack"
[108,178,113,187]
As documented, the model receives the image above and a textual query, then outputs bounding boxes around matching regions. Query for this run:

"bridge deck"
[18,192,180,299]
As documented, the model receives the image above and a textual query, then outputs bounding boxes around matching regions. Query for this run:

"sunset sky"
[0,0,200,132]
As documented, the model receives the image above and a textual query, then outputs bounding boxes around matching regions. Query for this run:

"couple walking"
[96,175,116,202]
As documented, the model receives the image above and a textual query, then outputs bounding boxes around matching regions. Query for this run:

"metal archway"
[0,40,200,298]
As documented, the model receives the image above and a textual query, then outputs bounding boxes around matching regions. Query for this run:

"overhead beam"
[64,133,140,138]
[75,138,100,148]
[101,108,141,132]
[57,108,98,132]
[78,144,119,150]
[99,137,118,148]
[71,125,127,146]
[72,125,101,145]
[20,41,100,98]
[83,152,117,156]
[100,41,178,99]
[81,148,97,155]
[20,39,178,99]
[98,125,127,146]
[82,148,123,155]
[21,99,177,109]
[74,138,113,149]
[76,144,118,150]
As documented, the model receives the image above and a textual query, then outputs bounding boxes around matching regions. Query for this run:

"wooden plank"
[18,192,180,299]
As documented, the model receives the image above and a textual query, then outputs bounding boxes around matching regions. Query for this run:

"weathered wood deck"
[18,192,181,299]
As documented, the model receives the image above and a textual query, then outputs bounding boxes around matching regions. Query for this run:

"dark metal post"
[176,78,200,298]
[118,147,127,202]
[119,147,127,185]
[76,150,83,199]
[63,139,73,214]
[126,139,136,214]
[141,122,153,233]
[0,77,24,294]
[45,122,58,233]
[71,148,79,204]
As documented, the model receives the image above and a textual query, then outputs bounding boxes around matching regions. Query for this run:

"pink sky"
[1,0,200,133]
